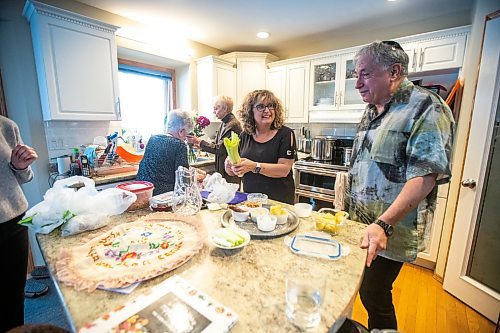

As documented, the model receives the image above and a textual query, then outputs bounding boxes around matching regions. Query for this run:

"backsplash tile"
[45,120,122,160]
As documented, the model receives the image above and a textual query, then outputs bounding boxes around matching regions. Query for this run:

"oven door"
[294,165,337,197]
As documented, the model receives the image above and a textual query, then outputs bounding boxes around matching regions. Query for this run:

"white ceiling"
[76,0,473,56]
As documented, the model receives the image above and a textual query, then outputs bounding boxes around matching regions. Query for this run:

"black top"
[200,113,242,184]
[136,134,189,195]
[239,126,296,204]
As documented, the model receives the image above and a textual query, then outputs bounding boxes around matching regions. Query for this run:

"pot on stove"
[311,136,336,161]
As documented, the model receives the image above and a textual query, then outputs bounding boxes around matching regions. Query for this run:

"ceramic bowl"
[256,214,277,232]
[250,207,269,223]
[229,205,250,222]
[294,203,313,218]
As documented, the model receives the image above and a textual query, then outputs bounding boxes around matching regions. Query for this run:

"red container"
[117,181,154,211]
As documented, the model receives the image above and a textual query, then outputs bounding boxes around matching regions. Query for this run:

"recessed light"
[256,31,270,39]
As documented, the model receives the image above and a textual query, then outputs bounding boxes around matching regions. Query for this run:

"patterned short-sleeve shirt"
[348,79,455,262]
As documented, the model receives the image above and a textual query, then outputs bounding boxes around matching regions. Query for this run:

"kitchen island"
[37,205,366,332]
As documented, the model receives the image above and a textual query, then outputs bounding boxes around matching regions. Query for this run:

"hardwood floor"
[351,263,497,333]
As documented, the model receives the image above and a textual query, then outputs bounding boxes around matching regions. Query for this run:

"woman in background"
[224,90,296,204]
[1,115,38,332]
[187,96,242,184]
[137,109,195,196]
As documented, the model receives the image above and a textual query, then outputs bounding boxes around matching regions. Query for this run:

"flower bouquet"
[188,115,211,163]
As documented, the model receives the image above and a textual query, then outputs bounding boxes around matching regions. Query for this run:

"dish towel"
[334,172,349,211]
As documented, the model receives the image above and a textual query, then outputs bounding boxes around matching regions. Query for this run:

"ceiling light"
[256,31,270,39]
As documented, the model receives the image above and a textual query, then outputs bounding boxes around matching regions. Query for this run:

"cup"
[285,270,326,330]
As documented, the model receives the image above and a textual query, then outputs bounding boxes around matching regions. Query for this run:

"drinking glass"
[285,270,326,330]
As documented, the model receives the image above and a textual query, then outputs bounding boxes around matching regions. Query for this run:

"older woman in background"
[224,90,297,204]
[187,96,242,184]
[137,109,196,195]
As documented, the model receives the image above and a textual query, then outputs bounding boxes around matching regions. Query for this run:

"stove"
[294,158,349,210]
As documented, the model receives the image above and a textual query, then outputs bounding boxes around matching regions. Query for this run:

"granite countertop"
[37,204,366,332]
[91,157,215,185]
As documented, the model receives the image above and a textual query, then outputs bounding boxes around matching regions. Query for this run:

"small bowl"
[250,207,269,223]
[244,201,262,208]
[229,205,250,222]
[273,213,288,225]
[247,193,268,205]
[314,208,349,235]
[257,214,277,232]
[294,203,312,218]
[269,205,288,225]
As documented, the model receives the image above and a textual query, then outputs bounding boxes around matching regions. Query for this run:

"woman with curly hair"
[224,90,297,204]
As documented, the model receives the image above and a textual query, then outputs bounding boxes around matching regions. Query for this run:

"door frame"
[443,10,500,322]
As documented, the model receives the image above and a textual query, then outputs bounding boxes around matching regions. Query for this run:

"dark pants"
[359,255,404,330]
[0,213,29,332]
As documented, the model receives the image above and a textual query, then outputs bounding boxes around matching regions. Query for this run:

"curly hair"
[238,90,285,135]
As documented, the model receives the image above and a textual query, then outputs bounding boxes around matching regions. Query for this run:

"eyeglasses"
[254,103,276,112]
[381,40,404,52]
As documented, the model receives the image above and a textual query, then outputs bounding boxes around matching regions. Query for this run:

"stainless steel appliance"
[294,158,348,210]
[311,136,354,164]
[311,136,336,161]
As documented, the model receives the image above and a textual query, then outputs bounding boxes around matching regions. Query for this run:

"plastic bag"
[202,173,239,204]
[20,176,137,236]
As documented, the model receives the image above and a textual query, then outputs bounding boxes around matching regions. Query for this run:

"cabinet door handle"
[461,179,476,188]
[339,91,343,105]
[115,98,122,120]
[419,49,424,70]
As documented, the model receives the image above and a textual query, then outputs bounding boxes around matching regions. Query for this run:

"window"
[118,59,176,140]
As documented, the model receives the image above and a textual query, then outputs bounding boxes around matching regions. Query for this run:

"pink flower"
[193,116,210,137]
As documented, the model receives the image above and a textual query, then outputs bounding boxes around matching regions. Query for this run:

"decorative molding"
[23,0,119,34]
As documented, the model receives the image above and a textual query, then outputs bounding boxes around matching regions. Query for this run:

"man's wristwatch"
[373,219,394,237]
[253,162,261,174]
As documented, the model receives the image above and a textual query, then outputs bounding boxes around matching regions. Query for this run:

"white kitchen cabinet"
[23,1,121,121]
[220,52,278,109]
[195,56,236,122]
[267,61,310,123]
[307,51,364,123]
[415,183,450,269]
[399,29,467,73]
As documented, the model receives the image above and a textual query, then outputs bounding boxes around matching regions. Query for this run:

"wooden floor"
[351,263,497,333]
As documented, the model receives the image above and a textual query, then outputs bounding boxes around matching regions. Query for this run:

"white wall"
[435,0,500,279]
[0,0,48,205]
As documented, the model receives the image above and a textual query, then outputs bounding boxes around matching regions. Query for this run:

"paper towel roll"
[57,156,71,175]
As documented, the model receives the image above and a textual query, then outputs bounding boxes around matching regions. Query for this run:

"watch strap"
[374,219,394,237]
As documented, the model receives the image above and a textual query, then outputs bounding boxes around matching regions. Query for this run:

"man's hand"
[360,223,387,267]
[11,144,38,170]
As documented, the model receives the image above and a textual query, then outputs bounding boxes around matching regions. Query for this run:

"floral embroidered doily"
[56,212,206,292]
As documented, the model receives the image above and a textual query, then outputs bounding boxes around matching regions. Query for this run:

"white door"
[443,13,500,322]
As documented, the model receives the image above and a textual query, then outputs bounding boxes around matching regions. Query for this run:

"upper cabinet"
[267,61,310,123]
[220,52,278,109]
[23,1,121,121]
[399,28,468,73]
[309,52,365,112]
[196,56,236,122]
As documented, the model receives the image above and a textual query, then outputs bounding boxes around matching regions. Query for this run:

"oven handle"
[294,165,338,177]
[295,188,335,202]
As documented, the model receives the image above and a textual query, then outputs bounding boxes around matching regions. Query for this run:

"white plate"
[210,227,250,250]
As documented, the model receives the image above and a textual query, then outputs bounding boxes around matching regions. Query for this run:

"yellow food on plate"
[315,211,346,234]
[335,211,348,223]
[270,205,287,215]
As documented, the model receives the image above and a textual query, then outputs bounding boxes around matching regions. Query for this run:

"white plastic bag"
[202,173,239,204]
[21,176,137,236]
